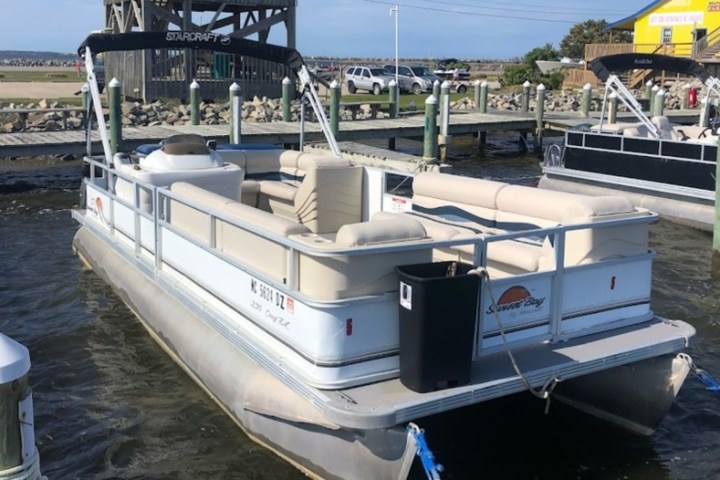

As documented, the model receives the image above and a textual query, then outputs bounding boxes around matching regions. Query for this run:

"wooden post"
[474,80,481,110]
[654,88,666,117]
[0,334,32,472]
[423,95,438,161]
[581,82,592,117]
[229,82,242,144]
[388,79,398,150]
[479,80,488,114]
[432,80,441,99]
[522,80,531,113]
[439,81,451,161]
[282,77,292,122]
[108,77,122,155]
[190,79,200,126]
[534,83,545,153]
[329,80,340,138]
[713,133,720,278]
[682,83,691,110]
[608,92,618,124]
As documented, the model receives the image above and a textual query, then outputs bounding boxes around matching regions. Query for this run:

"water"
[1,139,720,479]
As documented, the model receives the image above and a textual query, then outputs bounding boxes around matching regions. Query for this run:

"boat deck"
[319,318,692,429]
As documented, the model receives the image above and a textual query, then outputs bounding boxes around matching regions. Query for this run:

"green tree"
[559,19,632,59]
[501,43,564,89]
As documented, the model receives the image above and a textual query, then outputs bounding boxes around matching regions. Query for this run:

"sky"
[0,0,652,59]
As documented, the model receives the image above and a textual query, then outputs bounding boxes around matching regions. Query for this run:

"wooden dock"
[0,108,701,158]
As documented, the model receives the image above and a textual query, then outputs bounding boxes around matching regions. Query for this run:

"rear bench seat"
[376,172,650,276]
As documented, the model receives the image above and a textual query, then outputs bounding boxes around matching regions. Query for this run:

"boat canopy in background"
[78,31,306,74]
[590,53,709,83]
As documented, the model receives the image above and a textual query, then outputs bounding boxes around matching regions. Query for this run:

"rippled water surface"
[1,137,719,479]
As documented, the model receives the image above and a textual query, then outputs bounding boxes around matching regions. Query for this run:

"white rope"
[0,449,45,480]
[471,267,561,414]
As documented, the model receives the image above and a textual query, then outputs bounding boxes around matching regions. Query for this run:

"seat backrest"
[294,157,363,234]
[411,172,507,230]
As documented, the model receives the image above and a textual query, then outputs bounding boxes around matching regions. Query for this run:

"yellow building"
[608,0,720,58]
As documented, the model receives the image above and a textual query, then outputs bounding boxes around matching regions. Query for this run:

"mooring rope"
[679,353,720,391]
[407,423,444,480]
[472,267,561,414]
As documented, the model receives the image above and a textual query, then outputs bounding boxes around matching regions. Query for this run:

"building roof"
[607,0,670,31]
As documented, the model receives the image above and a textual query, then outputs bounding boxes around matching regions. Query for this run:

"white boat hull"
[72,226,416,480]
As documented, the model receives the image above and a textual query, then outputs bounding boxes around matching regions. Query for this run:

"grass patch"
[0,70,81,82]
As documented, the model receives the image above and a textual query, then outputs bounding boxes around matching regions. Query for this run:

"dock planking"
[0,108,701,158]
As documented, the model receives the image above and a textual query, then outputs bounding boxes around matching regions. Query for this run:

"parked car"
[344,66,395,95]
[383,64,441,94]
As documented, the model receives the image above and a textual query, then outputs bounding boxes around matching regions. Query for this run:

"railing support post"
[713,133,720,278]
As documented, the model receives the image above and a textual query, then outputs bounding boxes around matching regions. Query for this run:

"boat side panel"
[564,134,715,191]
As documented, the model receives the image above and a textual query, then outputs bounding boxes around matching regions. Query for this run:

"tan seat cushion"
[259,181,298,202]
[335,218,427,247]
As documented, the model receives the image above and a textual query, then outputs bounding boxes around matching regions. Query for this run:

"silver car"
[383,64,441,95]
[344,66,395,95]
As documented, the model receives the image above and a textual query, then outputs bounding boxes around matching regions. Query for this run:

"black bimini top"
[590,53,710,83]
[78,31,306,73]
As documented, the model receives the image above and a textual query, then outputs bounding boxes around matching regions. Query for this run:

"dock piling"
[81,83,90,111]
[581,83,592,117]
[534,83,545,153]
[108,77,122,155]
[329,80,340,138]
[0,335,33,474]
[190,79,200,126]
[650,84,659,116]
[388,79,398,150]
[229,82,242,144]
[474,80,481,111]
[439,81,452,161]
[522,80,531,113]
[282,77,292,122]
[479,80,488,114]
[608,92,618,124]
[423,95,439,161]
[654,88,666,117]
[645,80,654,108]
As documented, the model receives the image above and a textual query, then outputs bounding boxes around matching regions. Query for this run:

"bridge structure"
[101,0,297,101]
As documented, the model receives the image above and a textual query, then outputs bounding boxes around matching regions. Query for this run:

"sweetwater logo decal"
[165,32,231,45]
[89,196,107,224]
[487,285,545,315]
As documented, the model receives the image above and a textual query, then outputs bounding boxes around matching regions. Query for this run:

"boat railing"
[80,156,657,349]
[564,129,718,165]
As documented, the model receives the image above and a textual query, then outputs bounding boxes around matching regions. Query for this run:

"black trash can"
[396,261,480,393]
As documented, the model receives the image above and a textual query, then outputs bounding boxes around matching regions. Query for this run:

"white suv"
[383,64,441,94]
[344,66,395,95]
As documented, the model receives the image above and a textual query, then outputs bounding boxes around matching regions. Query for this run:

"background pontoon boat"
[72,33,697,479]
[540,53,720,231]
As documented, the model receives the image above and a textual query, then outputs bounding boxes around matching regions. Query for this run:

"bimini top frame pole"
[77,31,341,159]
